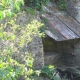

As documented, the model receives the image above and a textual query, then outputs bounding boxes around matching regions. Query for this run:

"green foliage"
[0,19,44,80]
[24,0,50,10]
[0,0,44,80]
[41,65,60,80]
[55,0,67,10]
[0,0,24,20]
[24,7,36,16]
[41,65,69,80]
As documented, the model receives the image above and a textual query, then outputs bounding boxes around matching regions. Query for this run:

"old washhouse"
[15,0,80,70]
[42,0,80,69]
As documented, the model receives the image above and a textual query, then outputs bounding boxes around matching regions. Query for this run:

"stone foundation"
[27,36,44,69]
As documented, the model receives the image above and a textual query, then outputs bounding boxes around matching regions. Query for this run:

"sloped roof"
[41,6,80,41]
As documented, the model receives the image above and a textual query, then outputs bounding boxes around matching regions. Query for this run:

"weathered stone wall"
[43,36,80,68]
[42,36,77,53]
[72,39,80,67]
[16,12,44,69]
[65,0,80,23]
[27,36,44,69]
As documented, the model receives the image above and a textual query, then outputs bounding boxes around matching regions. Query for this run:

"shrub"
[24,0,50,10]
[41,65,60,80]
[54,0,67,10]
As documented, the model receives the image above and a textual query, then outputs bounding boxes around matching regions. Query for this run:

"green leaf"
[0,11,4,20]
[7,57,10,62]
[0,63,3,68]
[1,56,4,62]
[6,10,12,18]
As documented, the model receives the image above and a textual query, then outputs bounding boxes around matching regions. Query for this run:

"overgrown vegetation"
[0,0,74,80]
[0,0,44,80]
[24,0,50,10]
[41,65,59,80]
[54,0,67,10]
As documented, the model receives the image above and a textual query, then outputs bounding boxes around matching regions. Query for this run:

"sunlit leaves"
[0,10,12,20]
[0,18,44,79]
[0,0,24,20]
[0,0,44,79]
[0,31,6,39]
[0,63,3,68]
[0,11,5,20]
[26,69,34,76]
[0,31,16,41]
[35,70,41,76]
[6,9,12,18]
[6,32,16,41]
[27,20,44,36]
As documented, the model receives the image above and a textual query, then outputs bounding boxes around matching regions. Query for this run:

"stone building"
[42,0,80,71]
[16,0,80,70]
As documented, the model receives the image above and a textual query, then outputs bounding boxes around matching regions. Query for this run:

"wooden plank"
[55,13,80,37]
[48,5,80,37]
[45,29,66,41]
[49,17,79,39]
[46,22,66,41]
[42,13,79,40]
[41,14,66,41]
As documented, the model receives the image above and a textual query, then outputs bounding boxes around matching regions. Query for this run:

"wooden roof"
[41,6,80,41]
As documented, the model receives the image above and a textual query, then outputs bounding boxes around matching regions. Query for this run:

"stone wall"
[65,0,80,23]
[27,36,44,69]
[16,12,44,69]
[43,36,80,68]
[72,39,80,67]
